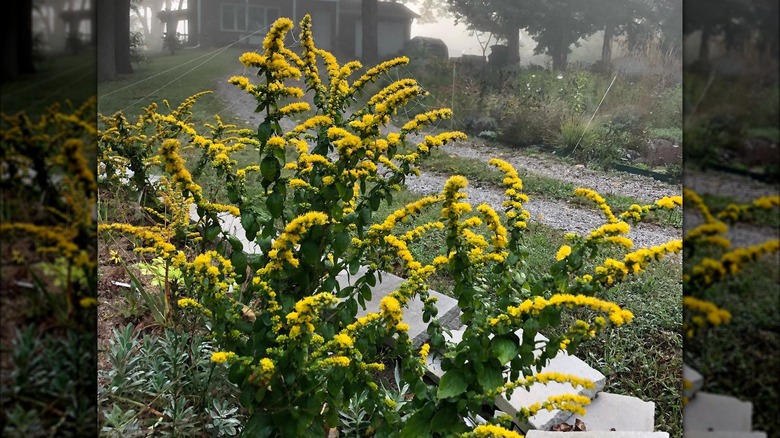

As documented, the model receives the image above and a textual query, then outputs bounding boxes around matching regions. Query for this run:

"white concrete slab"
[684,392,753,432]
[561,392,655,431]
[335,267,462,346]
[683,364,703,399]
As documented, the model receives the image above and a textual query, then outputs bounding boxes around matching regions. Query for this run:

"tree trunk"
[1,0,20,81]
[17,0,36,75]
[601,23,614,72]
[698,25,711,65]
[115,0,133,73]
[361,0,378,63]
[506,24,520,65]
[98,0,116,81]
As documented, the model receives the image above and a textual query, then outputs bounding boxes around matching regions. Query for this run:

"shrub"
[98,15,683,436]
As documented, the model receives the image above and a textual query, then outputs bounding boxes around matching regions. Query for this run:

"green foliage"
[99,323,243,436]
[1,326,97,436]
[98,15,684,437]
[648,127,683,143]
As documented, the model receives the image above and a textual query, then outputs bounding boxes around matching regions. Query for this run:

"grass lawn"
[98,47,249,128]
[1,53,96,115]
[684,257,779,432]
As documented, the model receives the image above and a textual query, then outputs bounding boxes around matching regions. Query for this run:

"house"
[174,0,418,59]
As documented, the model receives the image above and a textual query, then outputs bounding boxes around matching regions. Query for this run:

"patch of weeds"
[98,323,244,436]
[1,326,98,436]
[648,127,683,144]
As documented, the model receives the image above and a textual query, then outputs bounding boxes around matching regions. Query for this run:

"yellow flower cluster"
[488,372,595,399]
[210,351,237,364]
[469,424,524,438]
[556,245,572,261]
[350,57,411,96]
[158,139,203,201]
[285,292,338,339]
[683,296,732,337]
[370,195,443,235]
[689,240,780,286]
[519,393,591,417]
[491,294,634,327]
[489,159,530,229]
[590,240,682,284]
[98,223,176,257]
[655,195,683,210]
[261,211,330,273]
[248,357,276,386]
[441,175,471,220]
[477,204,509,250]
[400,108,453,133]
[575,188,617,223]
[683,188,716,223]
[379,295,404,326]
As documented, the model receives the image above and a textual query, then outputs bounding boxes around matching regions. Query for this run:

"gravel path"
[437,140,681,205]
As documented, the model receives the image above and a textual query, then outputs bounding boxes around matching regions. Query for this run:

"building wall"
[200,0,337,49]
[350,18,409,59]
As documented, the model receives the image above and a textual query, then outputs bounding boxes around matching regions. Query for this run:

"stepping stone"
[559,392,655,431]
[683,392,753,432]
[425,328,606,432]
[683,364,703,399]
[527,432,669,438]
[335,266,462,346]
[684,432,767,438]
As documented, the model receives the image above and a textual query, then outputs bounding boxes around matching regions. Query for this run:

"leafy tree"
[522,0,600,71]
[684,0,753,65]
[446,0,526,65]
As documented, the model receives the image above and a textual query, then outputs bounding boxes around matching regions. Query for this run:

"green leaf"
[243,413,273,438]
[476,362,505,391]
[300,240,320,266]
[333,231,350,256]
[437,369,468,399]
[260,155,280,181]
[266,191,284,219]
[205,224,221,241]
[227,235,244,252]
[348,258,361,275]
[430,403,458,433]
[400,409,433,438]
[491,336,520,365]
[257,120,273,143]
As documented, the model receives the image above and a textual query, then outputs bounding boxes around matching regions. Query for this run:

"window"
[221,4,280,32]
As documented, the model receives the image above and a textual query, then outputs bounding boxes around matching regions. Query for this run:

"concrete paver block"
[683,364,703,399]
[336,268,461,346]
[684,391,753,432]
[425,328,605,432]
[495,347,606,432]
[561,392,655,431]
[527,432,669,438]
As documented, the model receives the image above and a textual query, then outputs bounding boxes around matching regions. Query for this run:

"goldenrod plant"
[98,15,683,437]
[1,98,98,434]
[682,189,779,338]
